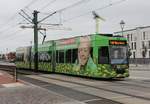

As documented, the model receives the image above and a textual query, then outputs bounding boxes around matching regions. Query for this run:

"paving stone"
[0,70,15,84]
[0,86,85,104]
[114,97,150,104]
[20,75,123,104]
[20,76,100,101]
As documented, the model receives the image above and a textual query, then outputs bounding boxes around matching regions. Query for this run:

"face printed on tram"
[78,36,91,66]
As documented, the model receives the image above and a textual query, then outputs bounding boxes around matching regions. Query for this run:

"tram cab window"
[66,49,72,63]
[98,47,109,64]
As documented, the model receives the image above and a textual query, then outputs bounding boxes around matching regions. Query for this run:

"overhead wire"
[0,28,33,44]
[0,14,18,29]
[0,0,35,27]
[57,0,91,12]
[39,0,91,23]
[0,0,44,51]
[0,0,38,34]
[18,12,32,23]
[0,19,25,37]
[0,21,21,38]
[20,9,33,21]
[0,0,89,37]
[0,29,23,40]
[39,0,57,11]
[39,0,90,15]
[1,0,127,50]
[3,0,44,43]
[0,24,20,36]
[24,0,38,9]
[0,0,43,45]
[63,0,126,23]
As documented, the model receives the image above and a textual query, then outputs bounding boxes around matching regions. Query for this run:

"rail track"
[2,68,150,102]
[37,75,150,101]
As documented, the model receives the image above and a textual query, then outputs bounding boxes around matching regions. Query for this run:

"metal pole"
[33,10,39,71]
[52,41,56,72]
[120,20,125,37]
[29,46,32,69]
[96,18,99,34]
[121,27,123,37]
[14,67,17,82]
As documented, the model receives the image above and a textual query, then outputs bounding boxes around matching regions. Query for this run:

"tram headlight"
[112,64,128,70]
[117,65,121,69]
[116,65,128,69]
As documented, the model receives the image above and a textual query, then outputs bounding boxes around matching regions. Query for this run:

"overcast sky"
[0,0,149,53]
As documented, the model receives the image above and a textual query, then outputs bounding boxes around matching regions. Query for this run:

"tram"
[15,33,129,78]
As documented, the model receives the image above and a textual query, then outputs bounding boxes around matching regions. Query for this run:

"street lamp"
[120,20,125,37]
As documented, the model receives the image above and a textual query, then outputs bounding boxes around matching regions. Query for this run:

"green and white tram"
[16,34,129,78]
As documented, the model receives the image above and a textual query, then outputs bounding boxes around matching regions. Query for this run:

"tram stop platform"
[0,70,85,104]
[0,70,17,84]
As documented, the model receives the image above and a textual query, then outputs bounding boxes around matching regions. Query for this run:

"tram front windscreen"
[109,46,128,64]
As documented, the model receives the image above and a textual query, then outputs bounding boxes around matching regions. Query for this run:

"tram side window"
[38,52,51,62]
[16,53,24,61]
[31,52,34,62]
[90,48,93,58]
[66,49,72,63]
[56,51,59,63]
[59,50,64,63]
[72,49,77,63]
[98,47,109,64]
[49,51,52,62]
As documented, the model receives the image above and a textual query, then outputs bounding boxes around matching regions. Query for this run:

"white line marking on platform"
[83,98,102,102]
[2,83,24,87]
[130,77,150,80]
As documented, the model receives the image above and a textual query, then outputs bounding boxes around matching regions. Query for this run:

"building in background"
[114,26,150,64]
[6,52,16,62]
[0,54,5,60]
